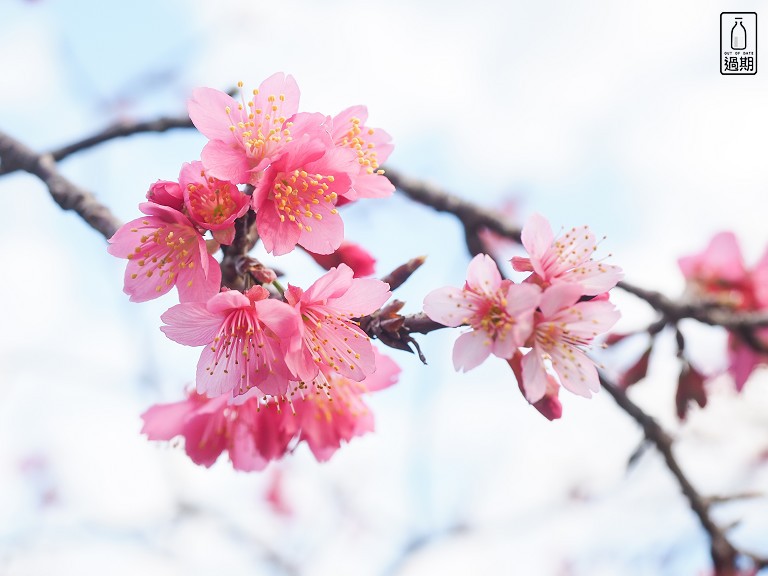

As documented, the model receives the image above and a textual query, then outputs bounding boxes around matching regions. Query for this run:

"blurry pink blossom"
[141,351,400,469]
[679,232,768,390]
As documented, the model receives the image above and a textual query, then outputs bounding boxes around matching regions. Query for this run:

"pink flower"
[423,254,541,371]
[283,352,400,461]
[160,286,302,401]
[188,73,301,184]
[141,392,290,471]
[678,232,755,309]
[179,161,250,245]
[511,213,623,294]
[678,233,768,390]
[284,263,390,383]
[107,202,221,303]
[251,136,354,255]
[306,240,377,277]
[520,284,620,403]
[141,350,401,469]
[330,105,394,201]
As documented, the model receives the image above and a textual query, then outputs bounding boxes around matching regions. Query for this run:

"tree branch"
[0,116,194,177]
[0,130,122,240]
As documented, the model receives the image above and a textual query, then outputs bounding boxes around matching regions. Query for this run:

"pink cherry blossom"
[251,136,354,255]
[678,233,768,390]
[160,286,302,401]
[141,392,290,471]
[179,161,250,245]
[423,254,541,372]
[520,284,620,403]
[141,350,400,469]
[281,350,400,461]
[678,232,755,309]
[511,213,623,293]
[306,240,377,277]
[284,263,390,383]
[330,105,394,201]
[107,202,221,303]
[188,73,301,184]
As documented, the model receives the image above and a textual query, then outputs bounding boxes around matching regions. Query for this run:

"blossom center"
[271,169,339,232]
[127,221,196,293]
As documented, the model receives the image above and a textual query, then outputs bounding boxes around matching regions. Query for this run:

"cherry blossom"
[251,137,354,255]
[107,202,221,303]
[188,72,302,184]
[179,161,250,245]
[284,263,390,383]
[141,351,400,469]
[678,232,768,390]
[423,254,541,371]
[160,286,302,401]
[511,213,622,293]
[330,105,394,201]
[520,284,620,403]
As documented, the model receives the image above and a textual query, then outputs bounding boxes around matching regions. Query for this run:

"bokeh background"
[1,0,767,574]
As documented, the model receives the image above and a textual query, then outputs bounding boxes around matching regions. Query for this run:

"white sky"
[0,0,767,575]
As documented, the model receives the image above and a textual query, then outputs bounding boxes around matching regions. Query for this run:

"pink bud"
[307,241,376,277]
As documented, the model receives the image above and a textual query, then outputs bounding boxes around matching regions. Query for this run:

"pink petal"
[175,253,222,303]
[302,264,354,305]
[141,399,199,440]
[678,232,746,283]
[539,283,583,317]
[520,349,549,403]
[549,345,600,398]
[521,213,554,264]
[212,226,236,246]
[296,199,345,255]
[160,302,223,346]
[465,253,502,294]
[200,139,252,184]
[727,334,761,391]
[256,202,302,256]
[423,286,475,328]
[363,350,401,392]
[329,277,390,317]
[452,330,492,372]
[188,87,240,141]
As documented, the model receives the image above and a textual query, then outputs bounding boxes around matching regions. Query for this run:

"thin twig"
[0,116,194,177]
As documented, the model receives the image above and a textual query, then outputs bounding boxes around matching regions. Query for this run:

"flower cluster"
[109,73,397,469]
[678,232,768,391]
[423,213,622,419]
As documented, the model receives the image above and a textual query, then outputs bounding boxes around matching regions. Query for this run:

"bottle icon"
[731,18,747,50]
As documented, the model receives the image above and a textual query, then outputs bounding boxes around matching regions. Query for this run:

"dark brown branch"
[599,373,744,571]
[384,166,522,244]
[0,130,123,240]
[0,115,194,177]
